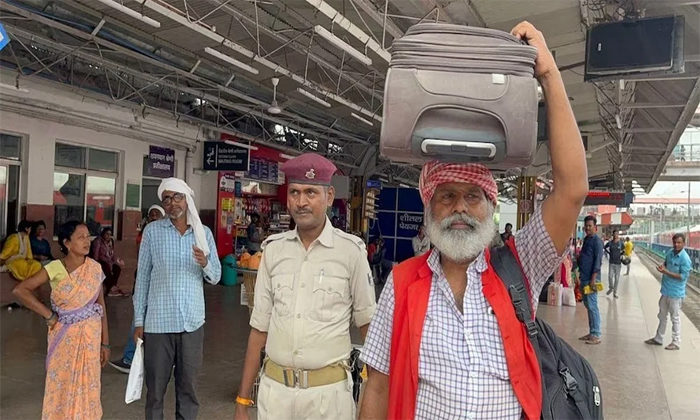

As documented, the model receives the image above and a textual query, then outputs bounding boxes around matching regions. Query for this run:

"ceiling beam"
[622,72,700,83]
[647,77,700,191]
[624,162,661,167]
[351,0,403,39]
[622,127,676,134]
[202,0,383,103]
[621,102,688,109]
[0,17,370,147]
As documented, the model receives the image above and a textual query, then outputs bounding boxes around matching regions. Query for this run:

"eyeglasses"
[162,193,185,206]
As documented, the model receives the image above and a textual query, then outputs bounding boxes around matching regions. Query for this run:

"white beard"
[425,205,496,264]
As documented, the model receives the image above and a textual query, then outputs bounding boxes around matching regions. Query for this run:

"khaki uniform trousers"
[257,373,355,420]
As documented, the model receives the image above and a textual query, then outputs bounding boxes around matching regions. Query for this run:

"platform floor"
[1,254,699,419]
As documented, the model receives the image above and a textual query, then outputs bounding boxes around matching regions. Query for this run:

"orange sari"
[42,258,104,420]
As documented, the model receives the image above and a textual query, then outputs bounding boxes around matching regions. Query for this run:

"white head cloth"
[157,178,210,256]
[148,204,165,217]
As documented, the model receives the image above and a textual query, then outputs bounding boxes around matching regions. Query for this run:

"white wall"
[0,72,220,218]
[498,200,518,232]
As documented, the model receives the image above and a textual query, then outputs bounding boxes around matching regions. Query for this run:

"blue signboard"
[376,212,396,239]
[0,24,9,52]
[396,212,424,237]
[377,187,396,211]
[369,187,424,262]
[397,188,423,212]
[367,179,382,189]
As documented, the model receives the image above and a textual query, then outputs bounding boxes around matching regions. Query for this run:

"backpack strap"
[489,245,538,339]
[491,245,593,420]
[490,245,548,420]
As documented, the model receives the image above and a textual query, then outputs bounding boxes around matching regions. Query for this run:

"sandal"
[644,338,662,346]
[578,334,592,341]
[585,337,601,345]
[665,343,680,351]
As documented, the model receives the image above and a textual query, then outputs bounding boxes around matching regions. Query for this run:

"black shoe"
[109,359,131,374]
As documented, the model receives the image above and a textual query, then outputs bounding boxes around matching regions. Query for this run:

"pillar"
[516,176,537,230]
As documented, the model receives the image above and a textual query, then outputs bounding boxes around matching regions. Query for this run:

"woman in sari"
[13,221,110,420]
[0,220,42,280]
[31,220,54,266]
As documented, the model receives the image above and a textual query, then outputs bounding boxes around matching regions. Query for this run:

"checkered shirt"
[361,208,561,419]
[133,218,222,334]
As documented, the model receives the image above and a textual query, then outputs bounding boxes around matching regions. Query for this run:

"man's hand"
[234,404,251,420]
[193,246,208,268]
[134,326,144,343]
[656,265,666,274]
[511,21,558,81]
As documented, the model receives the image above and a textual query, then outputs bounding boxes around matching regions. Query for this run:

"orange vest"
[387,242,542,420]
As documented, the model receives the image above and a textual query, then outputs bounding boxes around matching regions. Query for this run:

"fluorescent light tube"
[296,88,331,108]
[224,140,259,150]
[313,25,372,66]
[351,112,373,127]
[205,47,259,75]
[280,153,295,160]
[96,0,161,28]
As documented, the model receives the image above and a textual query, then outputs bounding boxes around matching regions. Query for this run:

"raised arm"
[511,22,588,255]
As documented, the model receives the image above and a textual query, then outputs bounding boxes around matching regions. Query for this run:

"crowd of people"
[11,177,220,420]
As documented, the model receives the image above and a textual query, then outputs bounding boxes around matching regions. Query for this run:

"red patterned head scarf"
[419,161,498,206]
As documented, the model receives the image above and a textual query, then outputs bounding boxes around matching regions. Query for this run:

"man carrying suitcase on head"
[358,21,589,420]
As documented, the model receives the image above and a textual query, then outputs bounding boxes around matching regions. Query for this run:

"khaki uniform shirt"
[250,218,376,370]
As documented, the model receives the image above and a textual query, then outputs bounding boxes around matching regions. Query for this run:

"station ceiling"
[1,0,698,194]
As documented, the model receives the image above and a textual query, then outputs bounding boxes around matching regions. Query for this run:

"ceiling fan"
[267,77,283,115]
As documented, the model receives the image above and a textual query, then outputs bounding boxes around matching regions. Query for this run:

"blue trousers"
[123,320,136,365]
[582,288,601,337]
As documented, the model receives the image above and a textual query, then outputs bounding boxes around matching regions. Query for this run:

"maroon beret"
[280,153,337,186]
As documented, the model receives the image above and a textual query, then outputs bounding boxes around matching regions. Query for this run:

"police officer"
[234,153,376,420]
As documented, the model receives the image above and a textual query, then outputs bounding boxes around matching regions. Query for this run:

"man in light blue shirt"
[645,233,690,350]
[134,178,221,420]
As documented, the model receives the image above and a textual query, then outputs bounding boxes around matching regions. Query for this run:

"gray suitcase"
[380,24,540,171]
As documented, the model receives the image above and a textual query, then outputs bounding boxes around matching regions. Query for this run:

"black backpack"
[490,246,603,420]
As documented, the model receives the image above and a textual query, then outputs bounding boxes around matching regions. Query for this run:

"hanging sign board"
[203,141,250,171]
[0,24,9,51]
[145,146,175,178]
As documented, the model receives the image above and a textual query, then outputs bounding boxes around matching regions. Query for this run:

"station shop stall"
[213,135,353,282]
